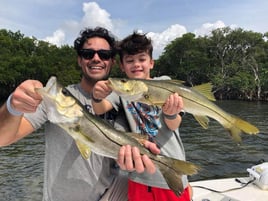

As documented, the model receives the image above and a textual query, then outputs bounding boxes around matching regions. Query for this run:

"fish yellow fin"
[192,83,216,101]
[75,140,92,159]
[193,115,210,129]
[72,125,95,159]
[166,79,185,85]
[227,126,242,143]
[155,155,200,195]
[226,116,260,143]
[221,115,259,143]
[234,117,259,135]
[128,133,148,146]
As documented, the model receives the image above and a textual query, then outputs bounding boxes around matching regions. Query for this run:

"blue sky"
[0,0,267,58]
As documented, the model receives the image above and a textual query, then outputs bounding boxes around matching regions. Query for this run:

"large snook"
[35,76,199,196]
[108,78,259,142]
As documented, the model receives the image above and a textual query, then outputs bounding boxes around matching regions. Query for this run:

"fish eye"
[120,79,127,83]
[62,88,69,96]
[144,94,149,99]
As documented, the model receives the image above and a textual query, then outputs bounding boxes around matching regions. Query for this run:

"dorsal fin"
[192,83,216,101]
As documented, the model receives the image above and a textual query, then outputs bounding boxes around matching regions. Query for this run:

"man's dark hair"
[74,27,117,57]
[117,31,153,62]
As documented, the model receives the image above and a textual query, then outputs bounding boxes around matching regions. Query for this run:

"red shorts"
[128,180,191,201]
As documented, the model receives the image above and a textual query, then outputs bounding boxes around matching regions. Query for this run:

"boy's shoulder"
[152,75,171,80]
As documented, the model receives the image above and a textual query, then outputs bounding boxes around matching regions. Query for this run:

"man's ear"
[77,57,82,67]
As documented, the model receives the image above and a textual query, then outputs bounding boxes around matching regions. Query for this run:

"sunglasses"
[79,49,113,60]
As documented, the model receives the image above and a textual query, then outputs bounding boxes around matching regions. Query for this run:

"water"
[0,132,45,201]
[0,101,267,200]
[181,101,268,181]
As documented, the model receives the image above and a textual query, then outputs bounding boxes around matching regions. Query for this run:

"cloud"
[44,29,65,46]
[43,2,115,46]
[81,2,114,31]
[148,21,234,58]
[194,20,228,36]
[42,3,232,59]
[147,24,187,58]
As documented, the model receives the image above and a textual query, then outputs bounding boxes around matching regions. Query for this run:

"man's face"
[78,37,114,83]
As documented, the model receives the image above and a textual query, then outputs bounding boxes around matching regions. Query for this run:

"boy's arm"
[92,80,114,115]
[162,93,184,131]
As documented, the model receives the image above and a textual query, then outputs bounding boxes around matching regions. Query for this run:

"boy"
[92,32,191,201]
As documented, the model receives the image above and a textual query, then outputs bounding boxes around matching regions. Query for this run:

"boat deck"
[190,177,268,201]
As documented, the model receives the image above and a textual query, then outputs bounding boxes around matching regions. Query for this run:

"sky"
[0,0,267,58]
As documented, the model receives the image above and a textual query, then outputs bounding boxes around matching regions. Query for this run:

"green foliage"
[0,28,268,101]
[0,29,80,100]
[155,27,268,100]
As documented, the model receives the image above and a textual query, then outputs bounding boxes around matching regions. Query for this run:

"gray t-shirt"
[107,77,188,190]
[24,84,120,201]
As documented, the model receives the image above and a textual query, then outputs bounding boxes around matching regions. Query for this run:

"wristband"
[162,112,177,120]
[6,94,23,116]
[91,93,102,103]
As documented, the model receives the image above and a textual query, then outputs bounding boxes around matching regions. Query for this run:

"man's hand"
[11,80,43,113]
[117,141,160,174]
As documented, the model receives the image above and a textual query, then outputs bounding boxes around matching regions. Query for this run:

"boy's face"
[120,51,154,79]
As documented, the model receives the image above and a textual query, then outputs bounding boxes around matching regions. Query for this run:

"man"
[0,27,159,201]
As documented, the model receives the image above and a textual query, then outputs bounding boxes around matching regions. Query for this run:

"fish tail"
[156,155,199,175]
[156,161,184,196]
[227,116,259,142]
[154,157,199,196]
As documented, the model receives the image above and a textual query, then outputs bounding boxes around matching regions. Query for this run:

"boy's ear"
[150,59,154,69]
[119,62,125,72]
[111,58,116,65]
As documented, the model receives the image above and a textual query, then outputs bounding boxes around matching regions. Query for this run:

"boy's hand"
[162,93,183,116]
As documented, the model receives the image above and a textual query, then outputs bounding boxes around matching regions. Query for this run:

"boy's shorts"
[128,180,191,201]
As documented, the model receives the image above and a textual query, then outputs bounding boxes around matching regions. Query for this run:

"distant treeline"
[1,27,268,101]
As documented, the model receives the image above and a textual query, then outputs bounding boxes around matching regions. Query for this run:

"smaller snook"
[35,76,199,196]
[108,78,259,142]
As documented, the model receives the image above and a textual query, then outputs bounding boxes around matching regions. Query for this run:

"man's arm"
[117,141,160,174]
[0,80,43,146]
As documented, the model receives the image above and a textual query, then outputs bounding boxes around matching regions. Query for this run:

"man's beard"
[82,70,110,85]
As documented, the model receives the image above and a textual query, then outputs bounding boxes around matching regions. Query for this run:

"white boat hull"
[190,177,268,201]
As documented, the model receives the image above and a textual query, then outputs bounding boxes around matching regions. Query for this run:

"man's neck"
[80,77,95,94]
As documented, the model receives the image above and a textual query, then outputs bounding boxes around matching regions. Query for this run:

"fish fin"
[72,125,94,159]
[156,162,184,196]
[193,115,210,129]
[127,133,148,145]
[234,117,259,135]
[154,156,199,196]
[75,140,92,159]
[166,79,185,85]
[120,93,144,102]
[226,116,259,143]
[192,83,216,101]
[227,127,242,143]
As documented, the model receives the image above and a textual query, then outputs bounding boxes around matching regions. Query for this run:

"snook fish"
[108,78,259,142]
[35,76,199,196]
